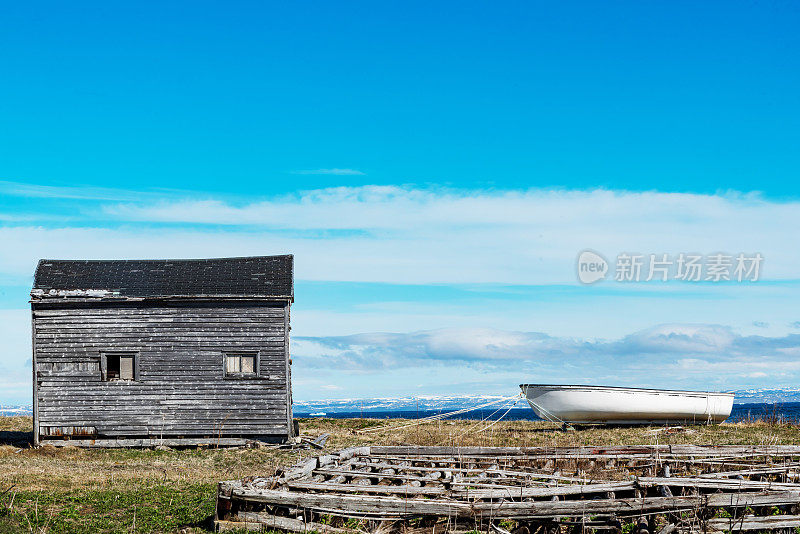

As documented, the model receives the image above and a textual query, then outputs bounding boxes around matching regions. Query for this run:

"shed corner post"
[285,301,294,440]
[31,307,39,447]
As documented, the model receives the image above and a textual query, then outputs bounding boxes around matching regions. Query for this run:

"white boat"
[520,384,734,425]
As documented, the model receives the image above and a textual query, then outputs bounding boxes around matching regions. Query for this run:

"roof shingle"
[31,255,293,300]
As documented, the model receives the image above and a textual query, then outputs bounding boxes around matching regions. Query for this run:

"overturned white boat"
[520,384,734,425]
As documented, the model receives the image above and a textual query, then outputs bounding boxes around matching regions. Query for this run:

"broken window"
[104,353,136,381]
[225,353,257,377]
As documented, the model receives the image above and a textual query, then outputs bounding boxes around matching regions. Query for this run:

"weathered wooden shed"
[30,255,294,447]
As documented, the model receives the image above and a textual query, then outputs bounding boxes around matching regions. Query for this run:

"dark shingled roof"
[31,255,293,300]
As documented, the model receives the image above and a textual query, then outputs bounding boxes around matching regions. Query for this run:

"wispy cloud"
[90,186,800,284]
[0,185,799,287]
[0,180,193,202]
[291,168,366,175]
[293,323,800,387]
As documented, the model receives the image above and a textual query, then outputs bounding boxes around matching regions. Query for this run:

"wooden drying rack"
[216,445,800,533]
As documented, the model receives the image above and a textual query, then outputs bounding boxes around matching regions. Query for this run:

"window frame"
[223,352,260,379]
[101,352,138,382]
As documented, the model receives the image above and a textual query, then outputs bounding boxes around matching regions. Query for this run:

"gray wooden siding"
[32,303,291,442]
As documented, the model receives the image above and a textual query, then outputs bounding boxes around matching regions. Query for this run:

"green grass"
[0,484,214,534]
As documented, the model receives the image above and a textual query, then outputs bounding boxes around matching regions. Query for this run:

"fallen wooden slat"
[698,465,800,479]
[216,519,262,532]
[317,453,338,467]
[231,487,472,516]
[236,511,351,533]
[471,495,704,518]
[704,514,800,532]
[313,467,449,484]
[344,459,591,483]
[638,476,800,491]
[338,446,371,460]
[453,481,637,499]
[287,480,447,496]
[312,433,330,448]
[396,524,494,534]
[313,466,590,486]
[471,492,800,518]
[707,491,800,508]
[284,457,318,481]
[292,478,632,500]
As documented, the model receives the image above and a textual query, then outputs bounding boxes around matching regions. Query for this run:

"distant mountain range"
[0,404,32,416]
[3,388,800,417]
[733,388,800,404]
[295,394,522,414]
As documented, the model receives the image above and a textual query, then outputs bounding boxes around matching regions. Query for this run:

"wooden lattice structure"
[217,444,800,533]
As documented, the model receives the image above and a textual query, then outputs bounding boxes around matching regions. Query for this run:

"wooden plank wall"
[32,301,291,443]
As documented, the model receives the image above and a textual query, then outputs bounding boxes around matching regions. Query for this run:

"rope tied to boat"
[354,395,523,434]
[525,397,569,425]
[464,395,524,435]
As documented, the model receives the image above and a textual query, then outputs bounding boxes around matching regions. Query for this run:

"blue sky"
[1,2,800,403]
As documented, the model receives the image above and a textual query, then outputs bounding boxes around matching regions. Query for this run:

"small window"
[225,353,257,377]
[104,353,136,381]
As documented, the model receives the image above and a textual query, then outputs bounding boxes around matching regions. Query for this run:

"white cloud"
[294,323,792,366]
[613,324,738,354]
[0,185,797,287]
[291,323,800,390]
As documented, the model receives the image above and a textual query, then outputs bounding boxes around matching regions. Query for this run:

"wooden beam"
[287,480,447,496]
[454,481,637,500]
[638,476,800,491]
[236,511,352,533]
[230,487,472,517]
[42,437,253,448]
[470,492,800,518]
[704,514,800,532]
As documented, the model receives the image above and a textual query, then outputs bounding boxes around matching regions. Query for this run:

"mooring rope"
[455,394,523,438]
[525,397,568,425]
[469,395,523,434]
[355,395,521,434]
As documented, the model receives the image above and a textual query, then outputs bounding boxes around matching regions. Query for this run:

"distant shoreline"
[295,401,800,423]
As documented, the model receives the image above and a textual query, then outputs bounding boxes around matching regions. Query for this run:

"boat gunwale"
[519,383,735,398]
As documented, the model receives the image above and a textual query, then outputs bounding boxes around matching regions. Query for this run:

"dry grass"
[300,416,800,449]
[4,417,800,492]
[1,416,800,533]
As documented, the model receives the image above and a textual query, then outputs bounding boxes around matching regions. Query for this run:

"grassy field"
[2,416,800,533]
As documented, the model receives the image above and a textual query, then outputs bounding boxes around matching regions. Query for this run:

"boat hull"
[520,384,734,425]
